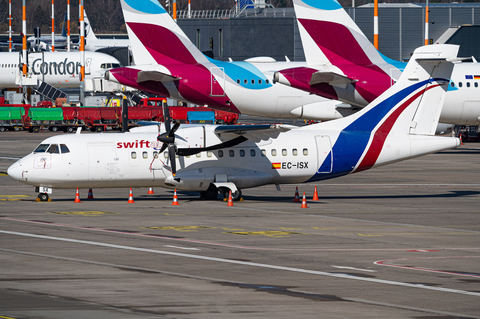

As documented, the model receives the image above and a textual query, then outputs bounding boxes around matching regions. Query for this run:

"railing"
[177,0,275,19]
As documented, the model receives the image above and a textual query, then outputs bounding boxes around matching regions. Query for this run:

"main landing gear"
[200,184,242,201]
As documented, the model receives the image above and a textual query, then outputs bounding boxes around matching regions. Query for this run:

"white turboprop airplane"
[8,44,460,201]
[0,51,122,89]
[104,0,350,121]
[84,12,131,53]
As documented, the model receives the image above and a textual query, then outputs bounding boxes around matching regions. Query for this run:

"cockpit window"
[48,144,59,154]
[60,144,70,154]
[101,63,123,69]
[34,144,50,153]
[111,63,122,69]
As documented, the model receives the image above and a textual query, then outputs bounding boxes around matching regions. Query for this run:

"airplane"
[0,51,122,90]
[27,13,69,51]
[7,44,460,202]
[104,0,352,121]
[84,12,132,53]
[273,0,480,126]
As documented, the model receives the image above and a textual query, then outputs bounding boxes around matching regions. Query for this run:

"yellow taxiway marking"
[47,211,118,216]
[223,231,307,238]
[0,316,19,319]
[0,172,8,176]
[0,195,30,198]
[142,226,214,232]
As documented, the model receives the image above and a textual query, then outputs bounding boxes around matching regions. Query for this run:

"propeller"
[157,104,180,176]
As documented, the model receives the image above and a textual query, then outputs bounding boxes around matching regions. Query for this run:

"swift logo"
[117,140,156,149]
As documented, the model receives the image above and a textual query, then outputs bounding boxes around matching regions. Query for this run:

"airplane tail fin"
[84,11,98,41]
[119,0,206,66]
[60,13,68,37]
[356,44,457,137]
[294,0,401,69]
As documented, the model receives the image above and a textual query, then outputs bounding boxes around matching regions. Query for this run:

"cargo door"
[315,135,332,173]
[210,67,225,96]
[87,142,117,181]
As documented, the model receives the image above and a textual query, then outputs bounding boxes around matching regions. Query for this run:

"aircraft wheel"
[38,193,49,202]
[200,184,218,200]
[221,188,242,201]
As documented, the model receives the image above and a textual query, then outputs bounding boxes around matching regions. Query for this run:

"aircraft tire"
[201,184,218,200]
[38,193,49,201]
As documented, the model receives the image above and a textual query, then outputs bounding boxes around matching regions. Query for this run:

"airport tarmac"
[0,130,479,318]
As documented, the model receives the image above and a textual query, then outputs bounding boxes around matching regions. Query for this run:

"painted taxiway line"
[1,229,480,297]
[375,256,480,278]
[2,217,480,252]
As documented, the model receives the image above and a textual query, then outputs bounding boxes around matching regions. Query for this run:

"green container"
[0,107,25,120]
[29,108,64,121]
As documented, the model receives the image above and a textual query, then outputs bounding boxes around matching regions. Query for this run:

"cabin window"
[164,151,168,159]
[459,82,463,88]
[475,82,478,88]
[218,150,223,157]
[266,79,270,84]
[131,152,137,159]
[467,82,471,88]
[207,151,213,158]
[303,148,308,156]
[451,82,455,88]
[153,151,158,158]
[229,150,234,157]
[244,79,247,84]
[34,144,50,153]
[292,148,298,156]
[261,149,266,156]
[60,144,70,154]
[251,79,255,84]
[196,153,201,158]
[236,79,240,84]
[48,144,59,154]
[271,149,277,156]
[240,149,245,157]
[258,79,262,84]
[282,149,287,156]
[250,149,256,157]
[142,151,148,159]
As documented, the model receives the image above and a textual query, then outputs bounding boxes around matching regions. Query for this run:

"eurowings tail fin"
[119,0,207,66]
[294,0,402,70]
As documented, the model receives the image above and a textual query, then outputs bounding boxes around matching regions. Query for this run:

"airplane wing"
[214,124,293,143]
[309,71,357,89]
[137,70,181,83]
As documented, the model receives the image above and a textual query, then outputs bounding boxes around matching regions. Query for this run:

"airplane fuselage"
[0,52,122,89]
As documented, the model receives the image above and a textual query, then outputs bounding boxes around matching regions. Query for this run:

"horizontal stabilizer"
[309,71,357,89]
[137,71,181,83]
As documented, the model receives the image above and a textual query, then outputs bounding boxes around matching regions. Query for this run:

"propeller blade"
[170,121,180,134]
[159,142,167,153]
[168,144,176,175]
[163,105,171,133]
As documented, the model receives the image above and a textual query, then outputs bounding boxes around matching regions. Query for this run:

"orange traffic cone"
[147,187,155,194]
[87,188,94,199]
[171,189,180,206]
[74,188,81,203]
[127,187,135,204]
[227,190,234,207]
[293,187,301,202]
[312,186,319,201]
[301,192,308,208]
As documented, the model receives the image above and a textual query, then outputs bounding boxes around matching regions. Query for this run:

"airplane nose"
[7,160,23,181]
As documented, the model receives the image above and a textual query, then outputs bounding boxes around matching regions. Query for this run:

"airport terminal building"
[177,3,480,62]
